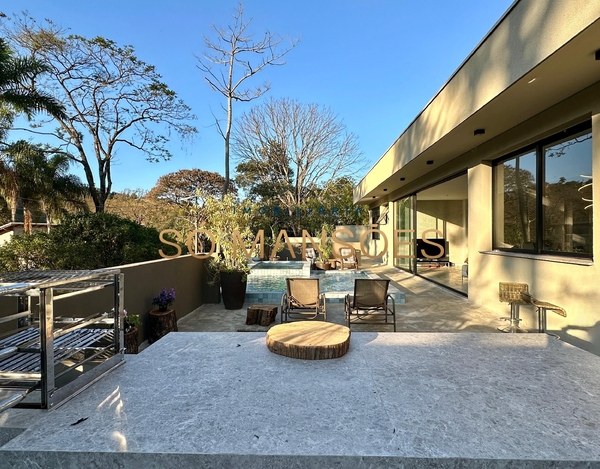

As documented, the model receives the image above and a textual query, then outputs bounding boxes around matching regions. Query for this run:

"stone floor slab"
[1,332,600,468]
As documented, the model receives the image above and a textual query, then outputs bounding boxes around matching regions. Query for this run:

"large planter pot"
[315,262,332,271]
[124,327,139,354]
[220,271,247,310]
[202,280,221,304]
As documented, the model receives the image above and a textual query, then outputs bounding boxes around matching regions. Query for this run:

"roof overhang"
[355,0,600,205]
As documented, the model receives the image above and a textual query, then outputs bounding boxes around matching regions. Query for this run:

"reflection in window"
[371,207,380,240]
[494,151,537,251]
[543,131,592,255]
[493,122,592,258]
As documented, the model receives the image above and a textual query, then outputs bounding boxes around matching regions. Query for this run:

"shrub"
[0,231,57,272]
[0,213,164,272]
[50,213,163,270]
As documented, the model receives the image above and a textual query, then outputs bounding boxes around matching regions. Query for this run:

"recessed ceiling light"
[596,49,600,60]
[372,196,376,199]
[400,177,405,181]
[426,160,434,165]
[383,188,388,192]
[474,128,485,136]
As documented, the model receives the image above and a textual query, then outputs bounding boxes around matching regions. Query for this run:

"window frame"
[492,120,593,259]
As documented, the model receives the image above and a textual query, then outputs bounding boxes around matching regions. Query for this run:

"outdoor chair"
[281,278,327,323]
[498,282,529,333]
[345,279,396,331]
[338,247,358,270]
[521,292,566,337]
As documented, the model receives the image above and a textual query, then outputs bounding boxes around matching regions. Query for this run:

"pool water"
[245,261,405,305]
[247,270,371,292]
[252,261,305,270]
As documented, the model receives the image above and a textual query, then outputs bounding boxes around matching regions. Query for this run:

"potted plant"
[202,258,222,304]
[315,224,334,270]
[205,194,253,310]
[266,236,284,260]
[122,309,141,354]
[152,287,176,311]
[149,287,178,344]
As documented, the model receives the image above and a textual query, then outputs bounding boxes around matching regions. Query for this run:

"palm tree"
[38,153,89,230]
[0,38,66,120]
[0,141,87,233]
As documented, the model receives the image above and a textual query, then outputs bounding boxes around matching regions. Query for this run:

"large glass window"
[543,132,593,255]
[493,122,592,258]
[494,150,537,250]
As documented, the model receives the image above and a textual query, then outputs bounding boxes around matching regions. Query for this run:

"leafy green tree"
[247,177,368,236]
[148,169,236,204]
[106,189,181,230]
[5,17,196,212]
[49,213,163,269]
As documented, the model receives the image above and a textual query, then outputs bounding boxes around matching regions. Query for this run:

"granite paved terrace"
[1,333,600,468]
[2,264,600,468]
[179,261,504,333]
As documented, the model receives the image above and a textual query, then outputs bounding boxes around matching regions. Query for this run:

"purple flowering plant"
[152,288,176,311]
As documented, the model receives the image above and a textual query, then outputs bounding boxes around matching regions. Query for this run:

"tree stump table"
[148,309,178,344]
[246,305,278,326]
[124,327,139,354]
[266,322,350,360]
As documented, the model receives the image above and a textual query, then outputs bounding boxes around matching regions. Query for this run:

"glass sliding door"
[415,173,468,294]
[394,195,415,271]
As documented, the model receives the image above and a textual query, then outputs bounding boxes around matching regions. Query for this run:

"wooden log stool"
[266,322,351,360]
[246,305,278,326]
[148,309,178,344]
[124,327,139,354]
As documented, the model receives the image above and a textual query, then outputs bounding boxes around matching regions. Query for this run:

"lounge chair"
[281,278,327,323]
[345,279,396,331]
[338,247,358,270]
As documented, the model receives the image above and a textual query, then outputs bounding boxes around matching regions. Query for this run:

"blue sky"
[4,0,514,192]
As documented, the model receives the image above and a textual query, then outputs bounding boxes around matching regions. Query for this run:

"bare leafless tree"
[196,3,298,197]
[233,97,365,209]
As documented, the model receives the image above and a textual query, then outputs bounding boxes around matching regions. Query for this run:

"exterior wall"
[0,255,209,344]
[467,113,600,356]
[354,0,600,355]
[364,82,600,354]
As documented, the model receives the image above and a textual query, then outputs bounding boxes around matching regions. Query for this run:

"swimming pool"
[249,261,311,277]
[246,267,405,305]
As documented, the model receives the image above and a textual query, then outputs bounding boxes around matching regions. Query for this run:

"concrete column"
[467,163,492,303]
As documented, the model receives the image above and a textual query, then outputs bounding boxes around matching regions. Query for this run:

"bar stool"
[522,292,566,338]
[498,282,529,333]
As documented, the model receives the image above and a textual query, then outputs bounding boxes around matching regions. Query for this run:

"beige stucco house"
[356,0,600,354]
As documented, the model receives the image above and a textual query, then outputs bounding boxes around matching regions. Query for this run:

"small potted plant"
[122,309,141,354]
[149,288,178,344]
[152,287,176,312]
